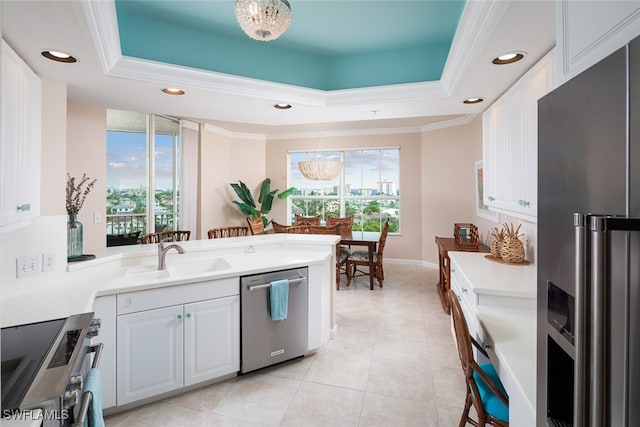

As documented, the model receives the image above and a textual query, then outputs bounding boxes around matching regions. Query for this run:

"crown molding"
[420,114,478,133]
[440,0,512,93]
[203,123,266,141]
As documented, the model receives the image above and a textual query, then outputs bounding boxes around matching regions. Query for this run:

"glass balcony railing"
[106,213,178,236]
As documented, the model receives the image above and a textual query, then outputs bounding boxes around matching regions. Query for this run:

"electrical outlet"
[16,255,40,278]
[42,253,56,273]
[94,212,102,223]
[245,245,257,253]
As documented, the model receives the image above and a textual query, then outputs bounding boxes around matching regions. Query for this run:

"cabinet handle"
[487,196,495,202]
[451,269,455,273]
[177,314,182,320]
[186,313,191,318]
[16,203,31,212]
[462,287,468,294]
[481,342,492,350]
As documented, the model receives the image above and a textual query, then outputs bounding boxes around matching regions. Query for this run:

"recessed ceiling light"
[274,103,292,110]
[162,88,185,95]
[463,97,484,104]
[492,51,525,65]
[41,50,77,63]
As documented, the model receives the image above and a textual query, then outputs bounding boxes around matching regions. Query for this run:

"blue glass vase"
[67,212,83,259]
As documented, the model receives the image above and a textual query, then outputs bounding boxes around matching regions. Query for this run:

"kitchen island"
[0,233,339,415]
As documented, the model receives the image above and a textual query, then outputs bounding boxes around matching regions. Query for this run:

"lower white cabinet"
[184,297,240,386]
[115,278,240,406]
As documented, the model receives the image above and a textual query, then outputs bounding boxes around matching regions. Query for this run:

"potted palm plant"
[230,178,296,228]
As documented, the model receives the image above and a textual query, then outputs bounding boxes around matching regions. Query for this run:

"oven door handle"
[74,343,103,427]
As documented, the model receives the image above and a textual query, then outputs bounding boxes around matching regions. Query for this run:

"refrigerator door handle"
[590,215,608,427]
[574,213,587,427]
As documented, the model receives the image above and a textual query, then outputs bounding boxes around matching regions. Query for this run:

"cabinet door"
[184,296,240,386]
[0,40,41,228]
[482,100,511,211]
[117,305,184,405]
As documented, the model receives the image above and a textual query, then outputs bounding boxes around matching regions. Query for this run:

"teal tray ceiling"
[115,0,465,91]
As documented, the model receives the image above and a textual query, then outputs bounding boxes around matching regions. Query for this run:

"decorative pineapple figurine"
[500,223,526,263]
[490,226,504,258]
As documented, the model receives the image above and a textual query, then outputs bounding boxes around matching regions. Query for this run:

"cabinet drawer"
[118,277,238,315]
[450,260,478,308]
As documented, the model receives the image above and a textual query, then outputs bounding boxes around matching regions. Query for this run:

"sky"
[107,131,177,191]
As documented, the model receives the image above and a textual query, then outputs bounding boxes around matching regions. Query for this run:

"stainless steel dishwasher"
[240,267,308,374]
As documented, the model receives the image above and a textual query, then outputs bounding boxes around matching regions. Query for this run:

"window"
[289,148,400,233]
[106,110,181,242]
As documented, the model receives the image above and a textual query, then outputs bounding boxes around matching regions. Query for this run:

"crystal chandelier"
[298,160,342,181]
[235,0,292,42]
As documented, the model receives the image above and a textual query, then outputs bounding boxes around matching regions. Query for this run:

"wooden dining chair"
[326,216,354,285]
[207,226,249,239]
[271,220,294,233]
[448,289,509,427]
[294,214,321,226]
[141,230,191,244]
[246,217,265,235]
[346,220,389,289]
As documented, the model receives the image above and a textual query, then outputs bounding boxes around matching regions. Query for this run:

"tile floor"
[104,264,468,426]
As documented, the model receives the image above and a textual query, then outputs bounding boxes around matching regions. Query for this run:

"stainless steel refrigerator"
[537,36,640,426]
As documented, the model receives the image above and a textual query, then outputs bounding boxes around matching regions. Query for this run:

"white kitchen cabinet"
[116,278,239,405]
[117,304,184,405]
[184,297,240,386]
[0,39,41,230]
[556,1,640,85]
[482,50,554,222]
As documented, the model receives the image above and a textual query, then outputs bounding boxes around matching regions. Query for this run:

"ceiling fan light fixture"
[298,160,342,181]
[492,51,525,65]
[235,0,291,42]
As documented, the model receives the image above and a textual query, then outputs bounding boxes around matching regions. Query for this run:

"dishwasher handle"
[248,277,306,291]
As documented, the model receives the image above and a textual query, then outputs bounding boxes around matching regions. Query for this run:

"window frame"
[288,146,401,234]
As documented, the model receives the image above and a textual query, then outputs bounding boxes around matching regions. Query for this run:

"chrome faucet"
[157,242,185,270]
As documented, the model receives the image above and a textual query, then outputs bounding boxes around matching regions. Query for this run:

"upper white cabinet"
[556,1,640,84]
[1,39,41,230]
[483,50,555,222]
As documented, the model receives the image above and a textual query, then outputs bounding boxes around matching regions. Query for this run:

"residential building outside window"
[289,148,400,233]
[106,110,181,243]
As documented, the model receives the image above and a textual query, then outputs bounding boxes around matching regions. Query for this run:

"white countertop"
[1,234,338,327]
[477,305,537,415]
[448,251,536,298]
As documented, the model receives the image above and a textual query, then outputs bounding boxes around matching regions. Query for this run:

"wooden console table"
[434,236,489,313]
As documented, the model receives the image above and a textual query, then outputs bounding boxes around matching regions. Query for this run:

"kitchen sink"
[172,257,232,276]
[124,257,231,283]
[125,265,176,283]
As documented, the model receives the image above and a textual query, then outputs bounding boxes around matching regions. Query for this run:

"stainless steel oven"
[1,312,102,426]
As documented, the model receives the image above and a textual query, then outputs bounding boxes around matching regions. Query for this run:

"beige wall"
[422,119,480,265]
[266,132,423,262]
[66,100,106,255]
[198,125,266,239]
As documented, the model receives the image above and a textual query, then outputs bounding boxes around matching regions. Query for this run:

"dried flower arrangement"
[66,173,97,214]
